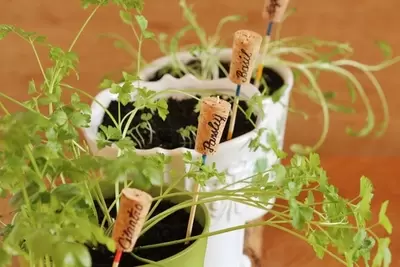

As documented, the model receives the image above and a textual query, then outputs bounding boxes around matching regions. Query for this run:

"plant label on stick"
[262,0,290,23]
[185,97,231,243]
[112,188,152,252]
[195,97,232,155]
[229,30,263,85]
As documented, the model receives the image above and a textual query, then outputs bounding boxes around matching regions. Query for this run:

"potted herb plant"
[87,1,400,266]
[81,1,295,264]
[0,82,394,267]
[135,0,399,153]
[0,105,393,267]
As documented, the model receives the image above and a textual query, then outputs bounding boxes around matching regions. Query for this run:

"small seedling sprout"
[177,125,197,147]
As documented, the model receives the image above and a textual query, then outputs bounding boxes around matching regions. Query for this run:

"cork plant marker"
[255,0,291,88]
[112,188,153,267]
[185,96,231,244]
[227,30,262,141]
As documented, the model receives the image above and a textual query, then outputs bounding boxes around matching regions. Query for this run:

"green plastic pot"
[19,186,210,267]
[134,186,210,267]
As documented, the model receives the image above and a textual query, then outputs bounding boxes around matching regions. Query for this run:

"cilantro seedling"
[177,125,197,147]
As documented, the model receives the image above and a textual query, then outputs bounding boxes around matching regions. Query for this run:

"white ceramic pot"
[82,49,294,267]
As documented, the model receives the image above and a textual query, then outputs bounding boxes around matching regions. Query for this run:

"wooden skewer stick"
[185,155,206,244]
[185,96,231,243]
[254,22,273,89]
[227,30,262,141]
[255,0,291,88]
[112,188,152,267]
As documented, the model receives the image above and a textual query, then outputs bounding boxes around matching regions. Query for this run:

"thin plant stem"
[93,183,113,225]
[136,218,350,267]
[0,101,10,115]
[0,92,48,119]
[146,174,186,220]
[131,253,164,267]
[69,4,102,52]
[29,41,48,87]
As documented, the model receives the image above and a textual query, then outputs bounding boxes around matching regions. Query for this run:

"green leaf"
[0,247,11,266]
[357,176,373,222]
[45,127,58,141]
[99,78,113,89]
[270,86,285,103]
[71,93,80,104]
[306,191,314,206]
[267,133,287,159]
[115,137,135,150]
[33,35,47,43]
[0,24,14,40]
[143,30,155,40]
[323,91,336,100]
[70,112,90,128]
[80,0,107,9]
[254,157,268,173]
[272,164,286,186]
[119,10,133,25]
[376,41,393,59]
[290,144,313,155]
[112,0,144,11]
[28,80,37,94]
[52,184,85,204]
[308,231,329,259]
[52,242,91,267]
[26,230,57,258]
[52,110,68,126]
[372,238,391,267]
[378,201,392,234]
[9,182,41,208]
[100,125,122,140]
[156,99,169,120]
[135,15,148,31]
[142,166,163,187]
[122,71,137,82]
[330,104,355,114]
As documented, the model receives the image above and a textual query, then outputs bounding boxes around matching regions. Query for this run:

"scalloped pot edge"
[81,48,294,161]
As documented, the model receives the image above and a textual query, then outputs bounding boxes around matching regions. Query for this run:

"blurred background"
[0,0,399,266]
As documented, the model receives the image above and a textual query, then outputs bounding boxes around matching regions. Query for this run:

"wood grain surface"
[0,0,399,266]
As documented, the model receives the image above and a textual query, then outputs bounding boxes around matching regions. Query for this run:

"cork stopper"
[112,188,153,252]
[262,0,290,23]
[195,97,231,155]
[229,30,263,85]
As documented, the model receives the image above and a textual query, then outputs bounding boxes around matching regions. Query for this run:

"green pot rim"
[135,187,210,266]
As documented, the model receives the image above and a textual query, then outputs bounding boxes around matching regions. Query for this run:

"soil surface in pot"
[218,61,285,96]
[144,58,285,97]
[100,95,257,150]
[147,59,204,81]
[89,199,203,266]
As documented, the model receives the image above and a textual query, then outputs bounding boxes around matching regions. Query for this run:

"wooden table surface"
[1,0,399,266]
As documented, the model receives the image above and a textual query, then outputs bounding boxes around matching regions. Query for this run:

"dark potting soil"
[89,199,203,266]
[218,61,285,96]
[145,57,285,96]
[100,95,256,150]
[147,59,203,82]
